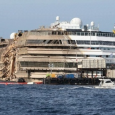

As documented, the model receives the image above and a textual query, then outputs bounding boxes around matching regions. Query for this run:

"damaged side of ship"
[0,29,80,82]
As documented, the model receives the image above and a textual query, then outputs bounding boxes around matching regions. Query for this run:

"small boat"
[94,79,115,88]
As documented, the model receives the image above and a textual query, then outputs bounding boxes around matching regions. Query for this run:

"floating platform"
[1,78,115,85]
[44,78,102,85]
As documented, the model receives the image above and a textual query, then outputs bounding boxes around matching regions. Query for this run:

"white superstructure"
[51,16,115,69]
[51,17,82,30]
[51,16,99,31]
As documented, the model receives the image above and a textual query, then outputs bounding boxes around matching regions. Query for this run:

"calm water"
[0,85,115,115]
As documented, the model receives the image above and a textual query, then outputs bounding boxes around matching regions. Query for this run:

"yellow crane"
[113,30,115,34]
[113,24,115,34]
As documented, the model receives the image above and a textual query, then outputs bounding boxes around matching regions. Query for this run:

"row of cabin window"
[26,40,76,44]
[26,40,115,46]
[29,31,115,37]
[20,62,77,68]
[77,41,115,45]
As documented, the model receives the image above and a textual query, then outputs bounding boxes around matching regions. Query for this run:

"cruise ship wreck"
[0,16,115,83]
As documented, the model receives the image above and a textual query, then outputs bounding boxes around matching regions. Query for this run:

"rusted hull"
[0,82,43,85]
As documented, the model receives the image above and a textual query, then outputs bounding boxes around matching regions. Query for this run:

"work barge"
[0,16,115,85]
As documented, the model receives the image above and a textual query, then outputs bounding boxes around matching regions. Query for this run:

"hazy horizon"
[0,0,115,38]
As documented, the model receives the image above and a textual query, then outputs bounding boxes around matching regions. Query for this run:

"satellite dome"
[10,32,16,39]
[70,18,82,27]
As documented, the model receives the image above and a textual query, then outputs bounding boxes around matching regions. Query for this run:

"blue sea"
[0,85,115,115]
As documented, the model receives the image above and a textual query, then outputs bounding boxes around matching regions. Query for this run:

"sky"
[0,0,115,38]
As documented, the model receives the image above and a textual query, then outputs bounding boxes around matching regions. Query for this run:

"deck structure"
[1,29,81,82]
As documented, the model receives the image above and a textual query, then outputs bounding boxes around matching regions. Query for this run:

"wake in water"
[59,85,115,90]
[59,85,94,90]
